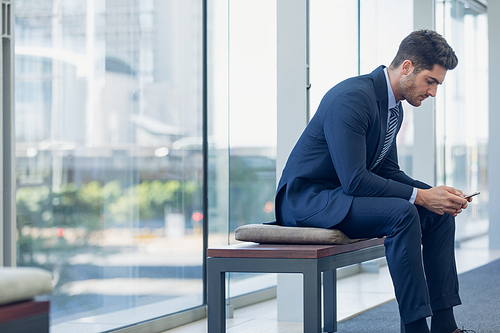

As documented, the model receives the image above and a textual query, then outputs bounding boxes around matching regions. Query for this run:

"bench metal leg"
[323,269,337,332]
[303,268,322,333]
[207,259,226,333]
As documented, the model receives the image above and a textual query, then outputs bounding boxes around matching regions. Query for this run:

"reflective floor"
[165,234,500,333]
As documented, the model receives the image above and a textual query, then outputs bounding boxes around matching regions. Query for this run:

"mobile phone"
[464,191,480,199]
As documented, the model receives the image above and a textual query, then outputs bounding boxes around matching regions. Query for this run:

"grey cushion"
[0,267,53,306]
[234,224,360,245]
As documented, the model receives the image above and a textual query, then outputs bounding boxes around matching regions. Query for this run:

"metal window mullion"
[202,0,208,305]
[1,0,15,267]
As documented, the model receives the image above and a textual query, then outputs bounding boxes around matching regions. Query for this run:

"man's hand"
[415,185,468,216]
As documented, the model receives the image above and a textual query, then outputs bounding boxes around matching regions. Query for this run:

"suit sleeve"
[324,91,415,199]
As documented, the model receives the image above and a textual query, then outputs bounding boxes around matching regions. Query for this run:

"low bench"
[206,224,387,333]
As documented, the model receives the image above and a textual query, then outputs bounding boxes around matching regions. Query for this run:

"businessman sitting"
[275,30,474,333]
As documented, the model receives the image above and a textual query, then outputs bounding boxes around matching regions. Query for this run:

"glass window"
[208,0,277,300]
[15,0,204,331]
[309,0,358,118]
[227,0,277,234]
[310,0,415,176]
[360,0,415,176]
[435,0,489,241]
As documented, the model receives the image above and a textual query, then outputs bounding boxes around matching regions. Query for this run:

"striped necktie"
[372,105,400,170]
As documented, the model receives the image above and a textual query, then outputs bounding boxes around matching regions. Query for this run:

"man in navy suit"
[276,30,473,333]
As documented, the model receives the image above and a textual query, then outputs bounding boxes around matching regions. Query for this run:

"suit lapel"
[369,66,390,171]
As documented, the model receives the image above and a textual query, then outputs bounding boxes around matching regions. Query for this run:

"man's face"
[400,64,447,107]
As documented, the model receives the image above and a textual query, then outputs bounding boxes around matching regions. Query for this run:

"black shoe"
[452,328,476,333]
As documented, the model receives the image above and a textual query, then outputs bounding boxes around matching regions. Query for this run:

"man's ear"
[402,60,414,75]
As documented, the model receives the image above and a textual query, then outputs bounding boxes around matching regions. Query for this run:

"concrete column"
[488,1,500,249]
[276,0,308,322]
[412,0,436,186]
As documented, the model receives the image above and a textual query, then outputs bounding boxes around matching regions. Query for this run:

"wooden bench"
[0,300,50,333]
[207,237,386,333]
[0,267,53,333]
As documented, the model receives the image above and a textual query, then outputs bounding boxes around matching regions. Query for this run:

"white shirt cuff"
[409,187,418,204]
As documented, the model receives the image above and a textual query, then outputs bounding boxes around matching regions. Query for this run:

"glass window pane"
[359,0,415,176]
[311,0,415,176]
[15,0,204,331]
[208,0,277,300]
[360,0,414,176]
[207,0,230,248]
[309,0,358,118]
[228,0,277,233]
[435,1,489,240]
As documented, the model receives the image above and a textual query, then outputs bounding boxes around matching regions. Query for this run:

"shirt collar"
[383,67,398,109]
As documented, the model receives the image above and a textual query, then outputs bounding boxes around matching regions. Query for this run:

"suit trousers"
[334,197,461,325]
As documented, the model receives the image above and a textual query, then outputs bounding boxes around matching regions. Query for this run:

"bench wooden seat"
[207,238,386,333]
[0,300,50,333]
[0,267,53,333]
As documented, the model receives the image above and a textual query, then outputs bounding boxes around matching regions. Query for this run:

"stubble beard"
[401,74,425,107]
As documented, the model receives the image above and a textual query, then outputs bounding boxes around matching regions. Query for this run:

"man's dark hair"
[389,29,458,73]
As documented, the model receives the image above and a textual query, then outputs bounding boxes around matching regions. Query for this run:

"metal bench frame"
[207,238,386,333]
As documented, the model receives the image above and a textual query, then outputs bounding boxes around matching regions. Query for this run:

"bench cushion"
[0,267,53,306]
[234,224,360,245]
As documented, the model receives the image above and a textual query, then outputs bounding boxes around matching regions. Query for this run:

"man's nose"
[428,85,438,97]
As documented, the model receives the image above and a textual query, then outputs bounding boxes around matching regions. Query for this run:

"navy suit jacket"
[275,65,430,228]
